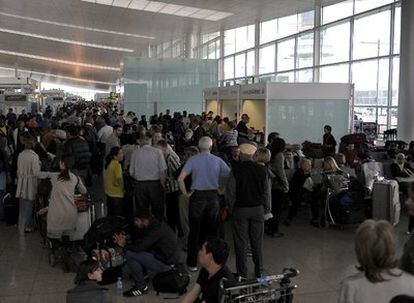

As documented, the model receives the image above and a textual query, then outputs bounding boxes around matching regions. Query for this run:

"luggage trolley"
[219,268,299,303]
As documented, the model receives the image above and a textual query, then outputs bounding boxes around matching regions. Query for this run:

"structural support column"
[398,0,414,142]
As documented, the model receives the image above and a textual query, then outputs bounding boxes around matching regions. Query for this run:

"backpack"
[152,264,190,296]
[83,216,129,254]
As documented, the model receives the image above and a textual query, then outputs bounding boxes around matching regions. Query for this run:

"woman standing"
[268,138,289,238]
[104,146,124,217]
[16,132,40,234]
[37,154,87,240]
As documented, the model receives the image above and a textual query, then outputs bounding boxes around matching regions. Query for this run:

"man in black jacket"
[113,210,179,297]
[226,143,271,278]
[63,124,92,179]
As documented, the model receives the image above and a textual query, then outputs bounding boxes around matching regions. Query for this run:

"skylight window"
[80,0,233,21]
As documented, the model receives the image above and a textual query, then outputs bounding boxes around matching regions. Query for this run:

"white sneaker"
[188,266,198,272]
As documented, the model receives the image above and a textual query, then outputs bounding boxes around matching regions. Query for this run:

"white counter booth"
[0,94,39,115]
[203,86,239,121]
[204,82,353,145]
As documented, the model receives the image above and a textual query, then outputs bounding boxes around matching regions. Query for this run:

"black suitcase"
[3,185,19,226]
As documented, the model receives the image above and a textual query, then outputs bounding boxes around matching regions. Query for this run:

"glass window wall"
[320,22,350,65]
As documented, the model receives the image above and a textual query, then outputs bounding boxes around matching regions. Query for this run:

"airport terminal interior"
[1,0,414,302]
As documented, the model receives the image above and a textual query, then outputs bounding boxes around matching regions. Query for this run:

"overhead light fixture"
[0,11,155,39]
[0,49,120,71]
[81,0,233,21]
[0,27,134,52]
[0,66,116,85]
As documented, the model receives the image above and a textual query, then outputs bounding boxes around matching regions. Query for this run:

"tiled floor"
[0,209,410,303]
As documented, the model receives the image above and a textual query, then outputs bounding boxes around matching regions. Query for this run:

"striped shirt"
[165,153,181,194]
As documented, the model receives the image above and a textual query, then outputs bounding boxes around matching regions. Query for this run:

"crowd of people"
[1,102,414,302]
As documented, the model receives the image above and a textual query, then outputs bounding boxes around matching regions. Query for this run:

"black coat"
[126,219,179,265]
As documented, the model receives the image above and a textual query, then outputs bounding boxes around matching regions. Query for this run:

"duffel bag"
[152,264,190,296]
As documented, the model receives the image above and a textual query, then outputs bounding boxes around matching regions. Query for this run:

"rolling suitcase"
[372,180,400,226]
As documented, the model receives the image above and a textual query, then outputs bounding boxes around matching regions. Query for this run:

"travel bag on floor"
[3,184,18,226]
[152,264,190,296]
[372,180,400,226]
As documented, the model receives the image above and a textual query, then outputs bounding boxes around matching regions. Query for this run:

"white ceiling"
[0,0,343,90]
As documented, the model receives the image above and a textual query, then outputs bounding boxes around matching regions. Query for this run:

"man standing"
[103,124,122,156]
[226,144,270,278]
[322,125,337,157]
[236,114,252,144]
[178,136,230,271]
[129,136,167,219]
[63,124,92,180]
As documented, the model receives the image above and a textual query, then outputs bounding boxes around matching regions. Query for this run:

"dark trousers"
[268,189,284,234]
[287,191,320,221]
[166,191,181,234]
[187,190,219,267]
[133,181,165,220]
[232,206,264,277]
[409,216,414,233]
[106,195,124,217]
[125,250,170,289]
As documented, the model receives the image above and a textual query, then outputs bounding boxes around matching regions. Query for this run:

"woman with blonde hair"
[338,220,414,303]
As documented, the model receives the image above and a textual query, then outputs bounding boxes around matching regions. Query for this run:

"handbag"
[74,176,91,212]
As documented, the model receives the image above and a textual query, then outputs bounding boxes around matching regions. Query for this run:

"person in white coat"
[16,132,40,234]
[37,154,87,240]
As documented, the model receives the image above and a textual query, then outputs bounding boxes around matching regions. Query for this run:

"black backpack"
[83,216,129,254]
[152,264,190,296]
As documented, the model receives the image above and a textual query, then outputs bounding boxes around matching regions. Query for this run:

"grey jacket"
[270,152,289,192]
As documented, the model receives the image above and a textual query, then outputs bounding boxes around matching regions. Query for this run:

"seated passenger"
[391,153,414,179]
[113,210,179,297]
[181,238,235,303]
[66,260,111,303]
[338,220,414,303]
[343,144,361,167]
[285,158,320,227]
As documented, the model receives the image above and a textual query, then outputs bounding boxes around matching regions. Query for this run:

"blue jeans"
[18,198,34,234]
[125,250,171,288]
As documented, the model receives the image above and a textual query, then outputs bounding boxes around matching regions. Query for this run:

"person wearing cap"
[113,210,179,297]
[225,143,271,278]
[178,136,230,272]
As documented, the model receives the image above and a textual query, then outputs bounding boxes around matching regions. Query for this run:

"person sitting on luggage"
[66,259,111,303]
[285,158,320,227]
[113,210,179,297]
[391,153,414,180]
[338,220,414,303]
[181,238,235,303]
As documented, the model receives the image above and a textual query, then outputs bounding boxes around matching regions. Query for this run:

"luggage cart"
[219,268,299,303]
